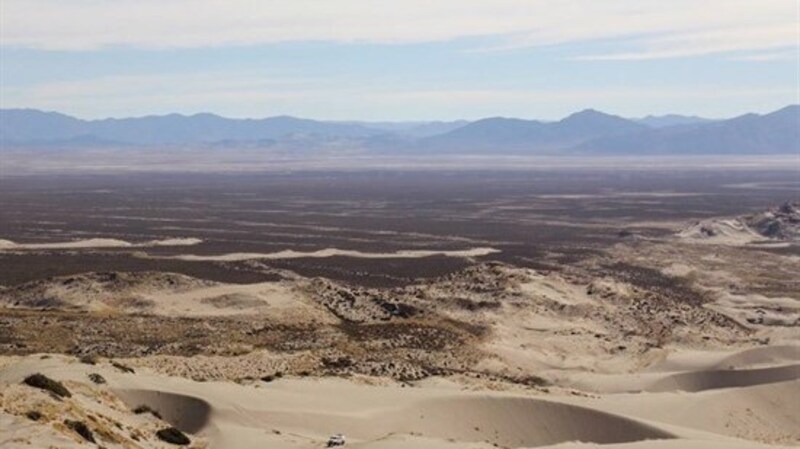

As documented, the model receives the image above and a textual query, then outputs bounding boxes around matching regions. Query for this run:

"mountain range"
[1,106,797,155]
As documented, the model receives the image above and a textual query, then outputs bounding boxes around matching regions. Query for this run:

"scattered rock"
[678,202,800,244]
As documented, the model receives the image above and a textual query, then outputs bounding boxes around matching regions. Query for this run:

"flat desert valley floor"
[1,167,798,448]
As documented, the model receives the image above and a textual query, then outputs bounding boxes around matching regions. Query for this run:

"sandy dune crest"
[146,246,501,262]
[0,237,202,250]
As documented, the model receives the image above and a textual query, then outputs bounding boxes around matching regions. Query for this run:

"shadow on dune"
[114,389,212,433]
[712,345,800,370]
[112,390,676,447]
[647,363,800,393]
[376,396,676,447]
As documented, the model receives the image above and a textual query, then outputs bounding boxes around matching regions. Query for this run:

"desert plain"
[0,166,798,448]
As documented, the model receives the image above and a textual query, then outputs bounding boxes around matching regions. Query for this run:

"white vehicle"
[327,434,346,447]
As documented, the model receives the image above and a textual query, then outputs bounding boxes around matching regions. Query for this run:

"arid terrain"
[1,168,798,448]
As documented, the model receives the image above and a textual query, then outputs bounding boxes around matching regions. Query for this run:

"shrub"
[261,371,282,382]
[133,405,162,419]
[88,373,106,384]
[519,375,550,388]
[322,357,353,369]
[79,354,98,365]
[111,361,135,374]
[25,410,42,421]
[64,420,95,443]
[23,374,71,398]
[156,427,191,445]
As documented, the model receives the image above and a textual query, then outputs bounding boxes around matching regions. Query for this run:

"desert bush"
[261,371,283,382]
[79,354,98,365]
[87,373,106,384]
[64,420,95,443]
[519,374,550,387]
[322,356,353,369]
[156,427,191,445]
[133,404,162,419]
[111,361,135,374]
[23,374,71,398]
[25,410,42,421]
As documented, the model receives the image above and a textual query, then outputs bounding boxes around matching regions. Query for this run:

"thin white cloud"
[575,25,799,60]
[1,0,797,60]
[729,49,800,62]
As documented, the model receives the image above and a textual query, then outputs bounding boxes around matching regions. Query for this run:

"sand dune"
[550,345,800,395]
[135,281,325,318]
[0,356,677,448]
[3,348,799,448]
[0,237,202,250]
[378,397,675,447]
[1,221,797,449]
[0,272,330,320]
[647,363,800,392]
[645,345,800,373]
[538,440,792,448]
[711,345,800,369]
[148,246,500,261]
[117,387,677,448]
[597,379,800,445]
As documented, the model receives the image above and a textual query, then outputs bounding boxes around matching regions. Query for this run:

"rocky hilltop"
[679,202,800,245]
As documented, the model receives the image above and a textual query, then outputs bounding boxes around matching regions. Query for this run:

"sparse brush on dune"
[23,373,71,398]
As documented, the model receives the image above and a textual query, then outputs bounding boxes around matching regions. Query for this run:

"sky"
[0,0,798,121]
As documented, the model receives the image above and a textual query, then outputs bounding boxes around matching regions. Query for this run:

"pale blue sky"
[1,1,798,120]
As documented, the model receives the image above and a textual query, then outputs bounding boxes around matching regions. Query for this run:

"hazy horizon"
[5,105,789,123]
[2,1,798,121]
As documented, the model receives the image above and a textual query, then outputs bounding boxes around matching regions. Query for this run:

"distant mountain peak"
[766,104,800,117]
[560,109,633,125]
[1,105,796,155]
[634,114,714,129]
[568,108,603,116]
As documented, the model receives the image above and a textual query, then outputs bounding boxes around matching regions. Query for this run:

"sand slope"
[3,355,798,449]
